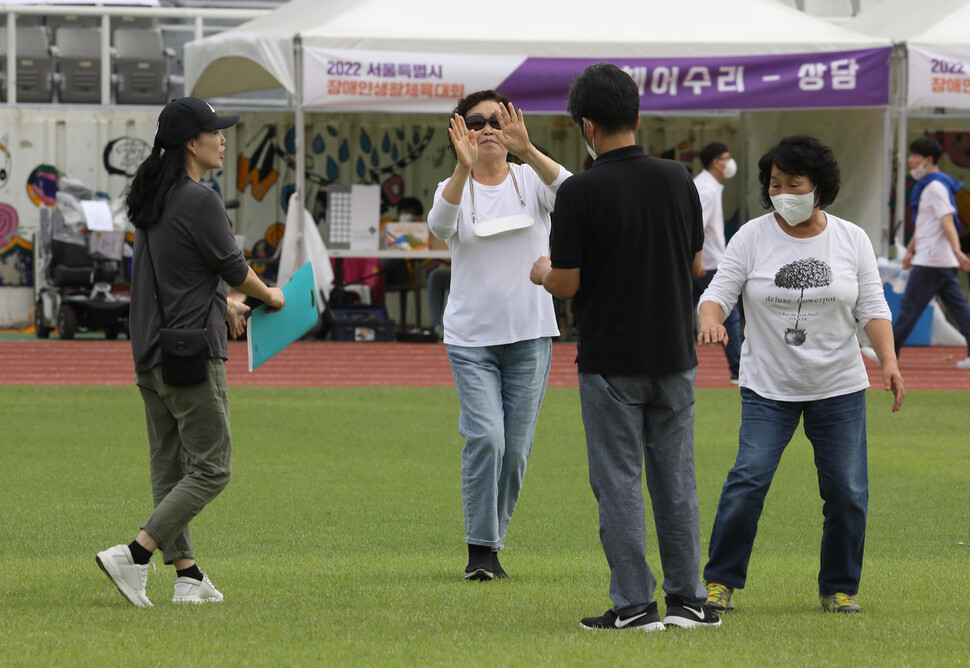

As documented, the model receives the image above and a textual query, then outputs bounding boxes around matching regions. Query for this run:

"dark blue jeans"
[693,270,741,375]
[704,388,868,596]
[895,265,970,357]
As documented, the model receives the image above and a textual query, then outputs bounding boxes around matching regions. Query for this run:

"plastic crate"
[330,304,395,342]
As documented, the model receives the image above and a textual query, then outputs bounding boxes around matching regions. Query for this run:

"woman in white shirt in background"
[428,90,570,581]
[696,135,905,615]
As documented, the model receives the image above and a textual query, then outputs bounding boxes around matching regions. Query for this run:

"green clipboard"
[247,262,319,371]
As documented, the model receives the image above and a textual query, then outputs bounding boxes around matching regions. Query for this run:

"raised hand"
[495,102,531,157]
[448,114,479,170]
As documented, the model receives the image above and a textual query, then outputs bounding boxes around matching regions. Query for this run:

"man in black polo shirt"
[530,63,718,631]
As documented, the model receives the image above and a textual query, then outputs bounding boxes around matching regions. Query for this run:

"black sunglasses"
[465,114,501,131]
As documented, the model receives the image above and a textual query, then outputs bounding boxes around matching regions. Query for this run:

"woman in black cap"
[96,97,284,607]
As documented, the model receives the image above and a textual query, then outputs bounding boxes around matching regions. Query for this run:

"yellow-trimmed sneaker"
[820,592,861,613]
[704,580,734,612]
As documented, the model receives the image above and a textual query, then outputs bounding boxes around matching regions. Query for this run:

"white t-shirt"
[913,179,959,268]
[427,163,570,347]
[699,212,891,401]
[693,169,726,271]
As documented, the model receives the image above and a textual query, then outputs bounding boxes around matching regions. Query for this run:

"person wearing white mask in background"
[693,142,742,383]
[862,136,970,369]
[696,135,904,615]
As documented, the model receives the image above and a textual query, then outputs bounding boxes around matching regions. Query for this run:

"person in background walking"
[693,141,742,383]
[862,136,970,369]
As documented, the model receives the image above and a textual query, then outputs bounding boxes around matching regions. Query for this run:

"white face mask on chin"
[910,159,931,181]
[770,189,817,226]
[583,120,597,160]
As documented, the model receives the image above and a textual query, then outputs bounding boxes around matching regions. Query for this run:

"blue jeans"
[704,388,868,596]
[446,337,552,549]
[579,369,706,614]
[693,270,741,375]
[895,265,970,357]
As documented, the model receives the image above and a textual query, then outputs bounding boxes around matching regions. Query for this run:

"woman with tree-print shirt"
[696,135,904,616]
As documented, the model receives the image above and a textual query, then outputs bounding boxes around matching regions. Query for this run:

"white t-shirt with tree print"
[700,212,891,401]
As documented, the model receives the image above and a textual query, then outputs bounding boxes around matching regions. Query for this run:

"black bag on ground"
[158,327,208,385]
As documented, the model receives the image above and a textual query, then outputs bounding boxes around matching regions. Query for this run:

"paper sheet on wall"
[349,185,380,251]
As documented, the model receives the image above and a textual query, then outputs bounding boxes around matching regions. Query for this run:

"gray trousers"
[135,358,232,564]
[579,369,706,614]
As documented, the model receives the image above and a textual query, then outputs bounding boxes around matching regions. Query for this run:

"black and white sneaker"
[464,544,494,581]
[663,595,723,628]
[580,602,665,632]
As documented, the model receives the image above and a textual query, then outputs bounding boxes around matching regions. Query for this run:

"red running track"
[0,340,967,390]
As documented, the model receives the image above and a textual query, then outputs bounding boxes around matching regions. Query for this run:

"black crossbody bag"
[144,231,211,386]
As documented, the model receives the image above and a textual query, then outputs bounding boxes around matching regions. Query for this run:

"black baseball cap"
[154,97,239,150]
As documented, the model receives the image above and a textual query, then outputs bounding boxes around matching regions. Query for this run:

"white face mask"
[583,120,597,160]
[398,213,416,222]
[910,159,930,181]
[721,158,738,179]
[770,189,816,226]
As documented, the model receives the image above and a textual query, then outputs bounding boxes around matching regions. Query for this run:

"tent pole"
[294,34,306,216]
[882,105,892,257]
[738,111,749,226]
[894,45,908,259]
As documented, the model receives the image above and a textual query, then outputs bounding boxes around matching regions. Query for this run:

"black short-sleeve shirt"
[130,178,250,372]
[550,145,704,375]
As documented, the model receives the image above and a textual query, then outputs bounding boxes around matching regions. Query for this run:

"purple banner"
[498,48,891,112]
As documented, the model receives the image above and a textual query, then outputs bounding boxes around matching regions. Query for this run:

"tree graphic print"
[773,257,833,346]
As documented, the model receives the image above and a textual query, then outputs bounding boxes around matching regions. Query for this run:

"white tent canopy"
[1,0,158,5]
[848,0,970,251]
[185,0,894,251]
[907,5,970,108]
[848,0,970,108]
[186,0,891,105]
[911,3,970,47]
[845,0,969,42]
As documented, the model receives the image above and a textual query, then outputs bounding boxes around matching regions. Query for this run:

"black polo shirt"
[551,144,704,375]
[130,178,250,373]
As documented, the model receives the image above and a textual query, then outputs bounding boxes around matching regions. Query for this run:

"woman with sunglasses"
[428,90,571,581]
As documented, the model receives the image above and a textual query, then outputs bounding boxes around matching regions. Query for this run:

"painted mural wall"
[0,105,740,327]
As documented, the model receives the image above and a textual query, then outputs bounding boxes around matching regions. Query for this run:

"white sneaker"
[96,544,153,607]
[860,346,879,363]
[956,357,970,370]
[172,573,224,604]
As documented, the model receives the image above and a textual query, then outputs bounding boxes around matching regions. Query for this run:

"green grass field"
[2,385,968,666]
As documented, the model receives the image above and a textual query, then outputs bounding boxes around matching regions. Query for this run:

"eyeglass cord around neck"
[468,164,526,226]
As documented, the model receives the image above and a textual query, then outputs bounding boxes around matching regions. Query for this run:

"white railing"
[0,4,268,105]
